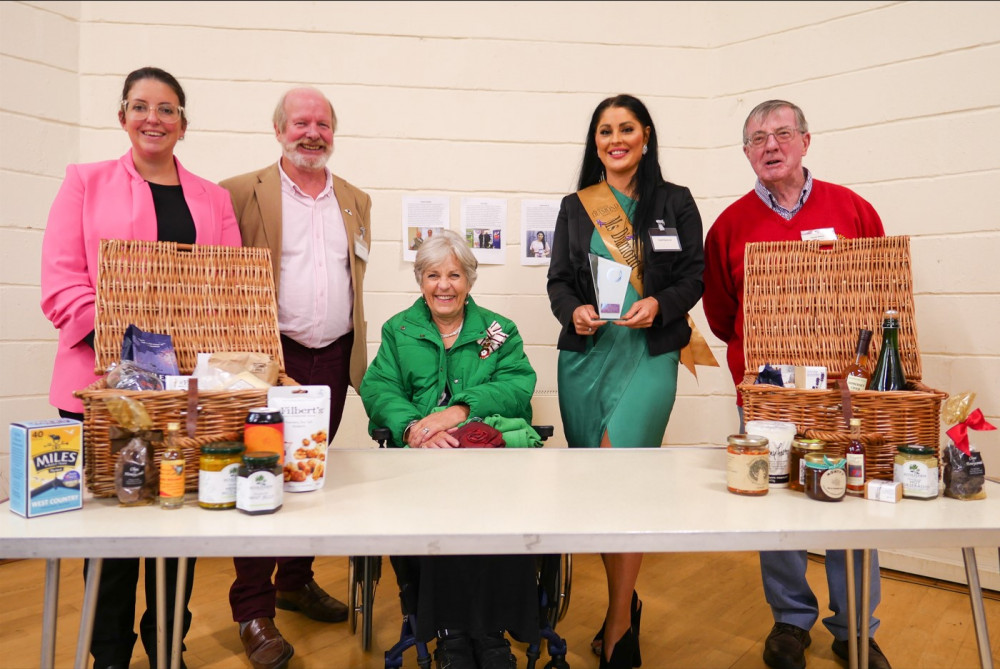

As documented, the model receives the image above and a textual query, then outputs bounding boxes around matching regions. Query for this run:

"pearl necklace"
[439,320,464,338]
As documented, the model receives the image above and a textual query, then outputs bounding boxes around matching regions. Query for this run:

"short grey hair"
[742,100,809,145]
[413,230,478,287]
[272,87,337,132]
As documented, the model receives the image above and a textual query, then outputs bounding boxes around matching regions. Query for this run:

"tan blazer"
[220,163,372,389]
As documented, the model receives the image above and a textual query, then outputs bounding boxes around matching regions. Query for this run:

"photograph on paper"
[461,197,506,264]
[402,195,450,262]
[520,199,559,266]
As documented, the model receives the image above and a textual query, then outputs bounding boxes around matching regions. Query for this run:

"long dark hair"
[576,94,663,248]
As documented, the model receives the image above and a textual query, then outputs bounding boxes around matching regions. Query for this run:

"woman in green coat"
[360,230,538,669]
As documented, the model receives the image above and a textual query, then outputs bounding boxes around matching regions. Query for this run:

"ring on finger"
[422,427,430,434]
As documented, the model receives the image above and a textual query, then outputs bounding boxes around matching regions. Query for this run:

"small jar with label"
[804,454,847,502]
[789,438,826,493]
[726,434,770,496]
[237,452,284,515]
[199,441,245,509]
[894,445,939,499]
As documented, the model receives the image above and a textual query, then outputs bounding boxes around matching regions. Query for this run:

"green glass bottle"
[868,309,906,391]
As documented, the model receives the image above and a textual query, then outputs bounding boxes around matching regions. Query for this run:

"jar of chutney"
[199,441,245,509]
[804,453,847,502]
[789,438,826,493]
[726,434,770,496]
[237,451,284,515]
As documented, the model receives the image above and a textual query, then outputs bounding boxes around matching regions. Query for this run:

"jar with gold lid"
[804,454,847,502]
[199,441,245,509]
[894,445,939,499]
[726,434,770,496]
[789,438,826,492]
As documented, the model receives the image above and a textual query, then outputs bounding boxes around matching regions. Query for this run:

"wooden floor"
[1,552,998,668]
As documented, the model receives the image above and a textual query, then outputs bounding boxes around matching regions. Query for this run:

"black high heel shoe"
[592,591,642,667]
[599,626,636,669]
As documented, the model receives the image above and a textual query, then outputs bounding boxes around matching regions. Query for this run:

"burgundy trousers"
[229,331,353,622]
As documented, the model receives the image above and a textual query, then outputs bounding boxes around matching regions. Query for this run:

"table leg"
[962,547,994,669]
[74,558,102,669]
[40,558,60,669]
[845,549,858,669]
[860,549,871,669]
[170,557,188,669]
[156,556,166,669]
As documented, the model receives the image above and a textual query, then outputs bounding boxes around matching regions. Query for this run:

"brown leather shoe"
[240,617,294,669]
[275,578,348,622]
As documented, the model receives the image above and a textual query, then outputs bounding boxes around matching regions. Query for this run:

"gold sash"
[577,182,719,379]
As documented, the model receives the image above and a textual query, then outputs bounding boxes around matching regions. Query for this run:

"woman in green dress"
[546,94,705,669]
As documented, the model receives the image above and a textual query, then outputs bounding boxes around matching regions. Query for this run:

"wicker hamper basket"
[738,236,947,480]
[75,239,293,497]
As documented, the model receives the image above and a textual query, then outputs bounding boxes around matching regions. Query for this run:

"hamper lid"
[92,240,285,376]
[741,236,922,382]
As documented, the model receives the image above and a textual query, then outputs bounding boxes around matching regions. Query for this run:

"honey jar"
[789,438,826,492]
[804,453,847,502]
[726,434,770,496]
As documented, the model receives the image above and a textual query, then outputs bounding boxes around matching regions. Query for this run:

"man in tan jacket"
[221,87,371,669]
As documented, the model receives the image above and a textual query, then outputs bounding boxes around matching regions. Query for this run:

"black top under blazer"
[546,181,705,356]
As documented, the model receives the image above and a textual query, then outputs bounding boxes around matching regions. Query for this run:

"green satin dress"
[557,188,680,448]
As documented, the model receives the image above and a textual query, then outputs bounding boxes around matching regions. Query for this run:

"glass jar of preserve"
[245,408,285,464]
[789,438,826,493]
[726,434,770,496]
[894,445,940,499]
[237,451,284,515]
[804,454,847,502]
[199,441,245,509]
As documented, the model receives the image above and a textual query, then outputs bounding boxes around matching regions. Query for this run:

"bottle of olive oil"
[868,309,906,391]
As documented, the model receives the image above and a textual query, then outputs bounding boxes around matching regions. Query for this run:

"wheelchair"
[348,425,573,669]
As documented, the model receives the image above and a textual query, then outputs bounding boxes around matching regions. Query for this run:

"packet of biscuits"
[941,391,996,500]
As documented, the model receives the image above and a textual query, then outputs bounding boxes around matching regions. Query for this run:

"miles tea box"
[9,418,83,517]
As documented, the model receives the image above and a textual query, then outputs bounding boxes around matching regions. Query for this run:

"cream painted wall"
[2,1,998,503]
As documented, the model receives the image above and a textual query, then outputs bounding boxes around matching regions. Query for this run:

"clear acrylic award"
[589,253,631,320]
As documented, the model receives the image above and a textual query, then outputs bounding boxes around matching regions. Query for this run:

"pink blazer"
[40,151,242,412]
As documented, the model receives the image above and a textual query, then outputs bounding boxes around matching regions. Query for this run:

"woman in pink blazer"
[39,66,241,669]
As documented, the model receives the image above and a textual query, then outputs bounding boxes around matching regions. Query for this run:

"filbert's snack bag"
[267,386,331,492]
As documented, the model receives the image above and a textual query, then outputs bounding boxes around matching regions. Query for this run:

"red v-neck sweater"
[703,179,885,399]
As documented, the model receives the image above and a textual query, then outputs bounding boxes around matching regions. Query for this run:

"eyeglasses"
[121,101,184,123]
[744,127,801,148]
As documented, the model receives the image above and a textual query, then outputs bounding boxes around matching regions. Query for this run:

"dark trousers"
[60,410,197,668]
[83,557,196,668]
[229,331,353,623]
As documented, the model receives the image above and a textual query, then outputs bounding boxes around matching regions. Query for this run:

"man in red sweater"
[703,100,890,669]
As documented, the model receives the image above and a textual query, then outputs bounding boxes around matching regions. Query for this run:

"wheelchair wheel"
[361,555,378,650]
[348,556,361,635]
[556,553,572,623]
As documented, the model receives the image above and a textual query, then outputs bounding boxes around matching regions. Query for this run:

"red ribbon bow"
[945,408,996,456]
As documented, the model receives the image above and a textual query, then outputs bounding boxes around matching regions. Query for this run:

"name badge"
[354,237,370,262]
[800,227,837,241]
[649,227,681,252]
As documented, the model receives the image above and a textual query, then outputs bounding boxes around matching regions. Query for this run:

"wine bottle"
[845,418,866,496]
[159,422,185,509]
[868,309,906,391]
[842,328,873,392]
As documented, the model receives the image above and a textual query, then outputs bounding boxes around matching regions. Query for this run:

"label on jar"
[894,461,939,498]
[199,463,240,504]
[237,471,283,513]
[726,451,769,494]
[820,468,847,499]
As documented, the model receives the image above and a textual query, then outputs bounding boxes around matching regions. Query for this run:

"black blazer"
[546,181,705,355]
